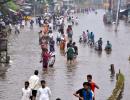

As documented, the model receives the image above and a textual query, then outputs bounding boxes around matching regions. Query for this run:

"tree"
[7,1,20,11]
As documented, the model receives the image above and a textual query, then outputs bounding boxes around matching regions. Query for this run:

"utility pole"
[108,0,112,11]
[34,0,37,17]
[115,0,121,32]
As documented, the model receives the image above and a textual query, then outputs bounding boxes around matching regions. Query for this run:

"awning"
[120,9,127,13]
[8,8,17,14]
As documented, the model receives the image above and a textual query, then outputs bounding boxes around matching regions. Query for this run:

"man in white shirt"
[1,20,5,27]
[49,30,54,39]
[21,20,25,28]
[56,32,61,44]
[9,23,12,33]
[29,70,40,100]
[40,19,44,26]
[75,17,78,25]
[15,24,20,34]
[49,22,53,30]
[37,80,51,100]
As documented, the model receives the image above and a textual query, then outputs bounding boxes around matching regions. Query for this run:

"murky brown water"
[0,10,130,100]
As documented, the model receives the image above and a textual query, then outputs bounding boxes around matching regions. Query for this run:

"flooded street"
[0,10,130,100]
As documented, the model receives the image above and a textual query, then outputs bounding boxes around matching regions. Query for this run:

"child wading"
[87,75,99,100]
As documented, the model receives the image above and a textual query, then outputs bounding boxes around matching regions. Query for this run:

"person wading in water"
[72,42,78,62]
[29,70,40,100]
[65,44,75,64]
[73,82,93,100]
[41,49,50,71]
[87,74,99,100]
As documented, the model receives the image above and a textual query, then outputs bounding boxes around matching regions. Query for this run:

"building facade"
[62,0,74,8]
[127,0,130,3]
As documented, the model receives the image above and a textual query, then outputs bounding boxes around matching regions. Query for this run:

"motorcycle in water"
[88,39,93,46]
[105,47,112,51]
[95,43,102,51]
[105,46,112,54]
[79,36,87,43]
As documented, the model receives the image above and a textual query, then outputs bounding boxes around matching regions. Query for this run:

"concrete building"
[127,0,130,3]
[63,0,74,6]
[62,0,75,8]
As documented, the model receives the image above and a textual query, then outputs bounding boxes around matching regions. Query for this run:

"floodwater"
[0,10,130,100]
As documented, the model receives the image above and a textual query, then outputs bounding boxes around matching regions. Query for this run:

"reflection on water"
[0,10,130,100]
[0,73,6,80]
[0,64,10,79]
[110,74,115,82]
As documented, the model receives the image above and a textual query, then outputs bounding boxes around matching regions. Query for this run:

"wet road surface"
[0,10,130,100]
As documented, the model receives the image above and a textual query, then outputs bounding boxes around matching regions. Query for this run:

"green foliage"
[108,73,125,100]
[0,5,8,15]
[7,1,20,11]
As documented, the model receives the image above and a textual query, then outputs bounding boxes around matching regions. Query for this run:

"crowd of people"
[1,7,113,100]
[19,8,103,100]
[79,30,112,51]
[74,74,99,100]
[37,12,81,70]
[21,70,99,100]
[21,70,52,100]
[68,7,97,14]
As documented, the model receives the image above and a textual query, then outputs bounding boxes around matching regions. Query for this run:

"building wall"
[63,0,74,6]
[127,0,130,3]
[112,0,126,10]
[93,0,103,4]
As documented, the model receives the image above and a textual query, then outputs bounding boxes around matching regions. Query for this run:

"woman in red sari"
[41,49,50,70]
